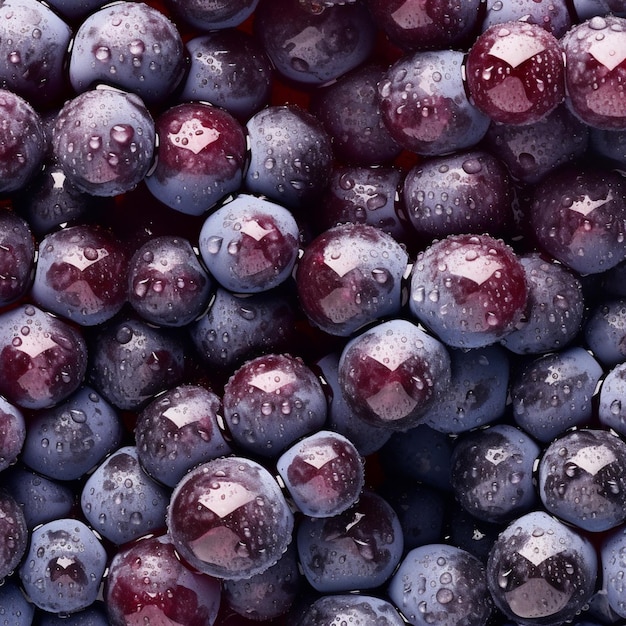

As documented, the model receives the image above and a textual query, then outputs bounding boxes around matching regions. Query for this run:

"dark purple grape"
[337,318,452,430]
[18,518,107,614]
[188,287,298,371]
[87,316,185,411]
[297,490,404,593]
[366,0,483,50]
[511,346,603,442]
[601,526,626,619]
[451,424,540,524]
[589,125,626,169]
[276,429,364,517]
[180,30,273,120]
[482,0,572,37]
[0,396,25,472]
[584,298,626,366]
[144,102,246,216]
[562,15,626,130]
[316,165,406,243]
[245,105,333,210]
[482,104,589,184]
[198,194,300,294]
[81,445,170,545]
[500,252,585,355]
[378,50,490,156]
[52,87,156,197]
[223,352,327,457]
[573,0,626,18]
[3,464,74,529]
[0,89,46,195]
[315,350,392,456]
[0,304,87,410]
[167,455,294,580]
[135,384,231,488]
[388,543,493,626]
[0,210,35,307]
[0,582,35,626]
[128,235,212,327]
[38,604,109,626]
[68,2,185,106]
[409,233,528,349]
[598,361,626,435]
[32,224,128,326]
[538,428,626,532]
[166,0,258,30]
[0,489,27,582]
[422,344,509,434]
[105,534,221,626]
[403,149,513,241]
[529,164,626,275]
[309,64,402,166]
[298,594,406,626]
[0,0,71,109]
[296,223,408,337]
[254,0,376,86]
[20,386,122,481]
[486,510,598,626]
[222,542,301,622]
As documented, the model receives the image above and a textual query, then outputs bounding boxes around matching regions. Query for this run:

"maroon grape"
[0,209,35,307]
[145,102,247,216]
[167,455,294,580]
[0,488,27,582]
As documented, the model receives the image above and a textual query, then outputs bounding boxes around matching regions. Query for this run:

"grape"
[0,205,35,307]
[0,488,28,582]
[600,526,626,618]
[298,594,406,626]
[0,394,25,472]
[598,361,626,435]
[584,298,626,366]
[482,0,572,37]
[0,582,35,626]
[166,0,259,30]
[38,604,110,626]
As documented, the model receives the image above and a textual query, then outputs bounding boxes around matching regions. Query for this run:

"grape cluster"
[4,0,626,625]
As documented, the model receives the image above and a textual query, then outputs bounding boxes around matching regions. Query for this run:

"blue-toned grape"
[451,424,540,524]
[378,50,490,156]
[38,603,109,626]
[309,64,401,166]
[585,298,626,366]
[0,582,35,626]
[167,455,294,580]
[32,224,128,326]
[0,395,25,472]
[388,543,493,626]
[52,87,155,197]
[136,384,231,488]
[199,194,300,294]
[600,525,626,619]
[128,235,212,327]
[81,445,170,545]
[599,361,626,435]
[223,352,327,457]
[538,428,626,532]
[87,316,185,411]
[315,351,392,456]
[483,104,589,184]
[0,489,27,582]
[501,252,585,355]
[21,386,122,481]
[166,0,258,30]
[0,90,46,194]
[105,533,221,626]
[254,0,376,86]
[0,304,87,410]
[277,429,364,517]
[511,346,603,442]
[422,344,509,434]
[0,0,71,108]
[486,510,598,626]
[380,423,454,492]
[338,318,451,430]
[69,1,185,106]
[144,102,246,216]
[19,518,107,614]
[0,210,35,307]
[298,594,406,626]
[409,233,528,349]
[188,286,298,372]
[180,30,273,120]
[3,464,74,529]
[223,542,301,622]
[403,149,513,241]
[296,223,408,337]
[245,105,333,210]
[297,490,404,593]
[573,0,626,18]
[482,0,572,37]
